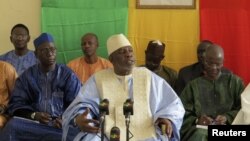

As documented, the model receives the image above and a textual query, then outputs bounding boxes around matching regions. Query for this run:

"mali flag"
[41,0,250,84]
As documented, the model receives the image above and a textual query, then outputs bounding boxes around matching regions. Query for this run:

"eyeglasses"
[204,60,223,68]
[11,34,28,40]
[39,47,56,55]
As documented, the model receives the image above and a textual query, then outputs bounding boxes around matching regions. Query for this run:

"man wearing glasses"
[0,23,37,75]
[180,44,244,141]
[0,33,82,141]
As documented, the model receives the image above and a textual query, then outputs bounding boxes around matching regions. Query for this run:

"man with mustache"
[0,33,81,141]
[62,34,184,141]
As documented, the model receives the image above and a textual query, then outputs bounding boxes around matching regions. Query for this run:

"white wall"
[0,0,41,54]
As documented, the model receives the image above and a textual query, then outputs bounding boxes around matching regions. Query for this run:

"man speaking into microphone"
[62,34,185,141]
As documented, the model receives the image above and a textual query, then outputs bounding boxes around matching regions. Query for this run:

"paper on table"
[196,125,208,129]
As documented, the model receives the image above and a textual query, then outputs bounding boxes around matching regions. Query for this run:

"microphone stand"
[126,114,130,141]
[100,113,106,141]
[99,99,109,141]
[123,99,133,141]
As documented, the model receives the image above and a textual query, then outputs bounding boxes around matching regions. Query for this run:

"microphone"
[123,99,133,127]
[99,99,109,115]
[110,126,120,141]
[99,99,109,127]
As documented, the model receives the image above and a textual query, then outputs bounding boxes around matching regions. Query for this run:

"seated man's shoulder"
[98,56,109,61]
[58,63,73,71]
[27,50,35,55]
[26,50,36,58]
[162,65,177,74]
[97,57,113,67]
[0,50,15,60]
[221,67,233,74]
[67,56,83,65]
[221,72,243,81]
[179,62,201,73]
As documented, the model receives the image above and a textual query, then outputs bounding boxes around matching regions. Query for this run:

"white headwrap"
[152,40,163,46]
[107,34,131,56]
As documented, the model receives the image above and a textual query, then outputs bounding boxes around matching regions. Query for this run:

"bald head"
[204,44,224,80]
[205,44,224,60]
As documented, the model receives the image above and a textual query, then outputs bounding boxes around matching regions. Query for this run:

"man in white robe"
[233,83,250,125]
[62,34,185,141]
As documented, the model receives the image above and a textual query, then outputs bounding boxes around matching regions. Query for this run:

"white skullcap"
[152,40,163,46]
[107,34,131,55]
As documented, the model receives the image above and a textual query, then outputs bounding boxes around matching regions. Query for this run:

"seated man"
[0,61,17,128]
[67,33,113,84]
[0,23,37,75]
[0,33,82,141]
[180,44,244,141]
[62,34,185,141]
[142,40,177,88]
[175,40,231,95]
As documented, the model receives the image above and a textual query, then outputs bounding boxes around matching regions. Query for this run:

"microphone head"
[99,99,109,115]
[110,126,120,141]
[123,99,134,115]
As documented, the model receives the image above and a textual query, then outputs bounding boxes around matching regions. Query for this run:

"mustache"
[128,59,136,63]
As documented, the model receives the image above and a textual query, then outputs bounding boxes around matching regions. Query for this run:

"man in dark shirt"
[180,44,244,141]
[143,40,177,88]
[0,33,81,141]
[175,40,231,95]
